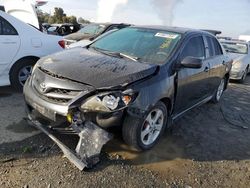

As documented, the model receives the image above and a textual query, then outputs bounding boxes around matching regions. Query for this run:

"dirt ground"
[1,76,250,188]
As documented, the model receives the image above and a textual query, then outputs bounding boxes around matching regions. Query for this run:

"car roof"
[130,25,213,36]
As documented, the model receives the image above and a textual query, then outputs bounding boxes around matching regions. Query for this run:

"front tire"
[122,101,168,151]
[10,58,37,91]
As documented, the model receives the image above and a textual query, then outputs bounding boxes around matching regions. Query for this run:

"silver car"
[221,40,250,83]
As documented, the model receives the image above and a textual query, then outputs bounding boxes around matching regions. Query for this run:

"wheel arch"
[160,97,172,114]
[9,56,40,76]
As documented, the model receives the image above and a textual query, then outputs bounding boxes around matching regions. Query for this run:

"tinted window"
[206,36,215,57]
[181,36,205,60]
[0,17,18,35]
[213,38,223,55]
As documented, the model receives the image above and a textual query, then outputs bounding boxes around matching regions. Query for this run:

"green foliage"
[37,7,90,24]
[78,17,91,24]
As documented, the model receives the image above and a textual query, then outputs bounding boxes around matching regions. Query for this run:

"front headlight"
[232,61,242,70]
[80,90,137,112]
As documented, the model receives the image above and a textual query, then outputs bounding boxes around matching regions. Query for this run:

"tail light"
[58,40,65,49]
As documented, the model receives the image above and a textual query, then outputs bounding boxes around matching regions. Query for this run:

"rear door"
[204,35,226,94]
[0,16,20,74]
[174,34,210,114]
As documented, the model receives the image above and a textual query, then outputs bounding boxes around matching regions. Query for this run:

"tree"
[37,7,90,24]
[78,17,90,24]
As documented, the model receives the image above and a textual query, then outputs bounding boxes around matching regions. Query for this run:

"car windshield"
[78,24,105,35]
[89,27,182,64]
[222,42,248,54]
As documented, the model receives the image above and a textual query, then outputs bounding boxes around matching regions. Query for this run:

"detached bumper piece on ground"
[27,114,112,170]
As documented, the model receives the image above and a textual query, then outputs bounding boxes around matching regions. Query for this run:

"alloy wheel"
[18,66,33,86]
[140,109,164,146]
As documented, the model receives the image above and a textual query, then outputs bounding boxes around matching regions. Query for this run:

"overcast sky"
[1,0,250,37]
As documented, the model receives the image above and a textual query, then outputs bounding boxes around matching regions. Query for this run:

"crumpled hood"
[64,33,95,41]
[227,53,246,62]
[38,48,158,89]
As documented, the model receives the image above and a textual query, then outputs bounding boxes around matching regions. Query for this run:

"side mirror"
[180,56,203,69]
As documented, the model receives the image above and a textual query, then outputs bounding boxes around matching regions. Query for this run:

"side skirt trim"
[172,95,213,121]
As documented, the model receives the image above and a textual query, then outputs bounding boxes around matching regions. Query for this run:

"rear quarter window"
[0,16,18,35]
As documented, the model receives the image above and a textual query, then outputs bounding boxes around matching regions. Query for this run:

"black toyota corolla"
[24,26,231,169]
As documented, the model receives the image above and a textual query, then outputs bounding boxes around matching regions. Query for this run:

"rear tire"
[10,58,38,91]
[122,101,168,151]
[211,78,225,103]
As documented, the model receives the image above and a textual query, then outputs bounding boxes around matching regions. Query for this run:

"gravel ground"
[0,76,250,188]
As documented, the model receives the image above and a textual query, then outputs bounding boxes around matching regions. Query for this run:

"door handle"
[204,67,210,72]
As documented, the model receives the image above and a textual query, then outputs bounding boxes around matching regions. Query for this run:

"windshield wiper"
[90,47,140,61]
[90,46,118,57]
[119,53,139,62]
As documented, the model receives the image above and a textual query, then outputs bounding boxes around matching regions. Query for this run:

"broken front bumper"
[26,112,112,170]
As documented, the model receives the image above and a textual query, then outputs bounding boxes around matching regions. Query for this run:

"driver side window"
[180,36,205,61]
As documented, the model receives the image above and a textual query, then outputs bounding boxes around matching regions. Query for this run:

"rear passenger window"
[206,36,223,57]
[180,36,205,60]
[0,16,18,35]
[213,38,223,55]
[206,36,215,57]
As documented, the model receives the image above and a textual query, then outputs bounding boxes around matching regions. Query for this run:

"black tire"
[211,78,225,103]
[239,67,248,83]
[10,58,38,91]
[122,101,168,151]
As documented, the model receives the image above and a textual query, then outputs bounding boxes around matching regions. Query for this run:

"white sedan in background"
[0,10,65,90]
[221,40,250,83]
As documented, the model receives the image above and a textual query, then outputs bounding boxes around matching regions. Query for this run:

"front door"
[174,35,210,115]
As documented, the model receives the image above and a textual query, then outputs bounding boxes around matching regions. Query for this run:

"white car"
[221,40,250,83]
[0,10,65,90]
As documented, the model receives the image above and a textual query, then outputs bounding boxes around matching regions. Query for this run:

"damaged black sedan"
[24,26,231,170]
